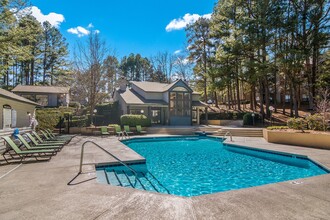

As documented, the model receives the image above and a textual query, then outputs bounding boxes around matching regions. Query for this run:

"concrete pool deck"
[0,135,330,219]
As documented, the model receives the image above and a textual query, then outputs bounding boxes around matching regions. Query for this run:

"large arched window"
[169,87,191,117]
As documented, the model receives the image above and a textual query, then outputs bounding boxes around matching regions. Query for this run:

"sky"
[29,0,217,59]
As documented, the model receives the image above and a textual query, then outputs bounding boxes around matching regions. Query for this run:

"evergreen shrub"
[36,108,74,130]
[243,113,260,125]
[120,114,151,127]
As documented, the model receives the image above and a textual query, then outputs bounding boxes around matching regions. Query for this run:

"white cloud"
[165,13,212,32]
[67,26,90,37]
[174,50,181,54]
[68,23,100,37]
[27,6,65,27]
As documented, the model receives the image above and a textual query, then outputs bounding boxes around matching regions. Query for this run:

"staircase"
[216,128,263,137]
[96,168,170,194]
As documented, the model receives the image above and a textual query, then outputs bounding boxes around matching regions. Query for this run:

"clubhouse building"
[113,79,206,126]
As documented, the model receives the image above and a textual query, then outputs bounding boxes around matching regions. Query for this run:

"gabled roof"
[192,101,208,107]
[12,85,70,94]
[118,88,167,106]
[130,79,192,93]
[130,81,173,92]
[0,88,39,106]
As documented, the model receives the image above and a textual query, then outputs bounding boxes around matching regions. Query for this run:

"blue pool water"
[102,136,328,197]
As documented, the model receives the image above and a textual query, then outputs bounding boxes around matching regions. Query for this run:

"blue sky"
[29,0,217,58]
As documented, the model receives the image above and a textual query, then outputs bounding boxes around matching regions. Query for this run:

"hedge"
[36,108,75,130]
[120,114,151,127]
[200,112,249,120]
[89,102,120,126]
[70,118,88,127]
[266,126,288,130]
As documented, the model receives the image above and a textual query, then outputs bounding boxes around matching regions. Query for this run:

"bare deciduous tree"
[150,51,174,82]
[72,32,108,125]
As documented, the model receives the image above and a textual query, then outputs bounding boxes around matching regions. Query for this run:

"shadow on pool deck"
[0,135,330,219]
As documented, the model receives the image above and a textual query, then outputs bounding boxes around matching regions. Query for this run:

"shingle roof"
[0,88,39,105]
[192,101,207,107]
[130,81,176,92]
[12,85,70,94]
[119,88,168,106]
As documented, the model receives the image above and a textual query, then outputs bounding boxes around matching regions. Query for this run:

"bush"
[69,102,81,109]
[70,118,87,127]
[200,112,249,120]
[243,113,260,125]
[287,118,308,130]
[36,108,75,130]
[306,114,327,131]
[267,126,288,130]
[120,114,151,127]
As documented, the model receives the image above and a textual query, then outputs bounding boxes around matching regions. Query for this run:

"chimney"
[118,76,128,92]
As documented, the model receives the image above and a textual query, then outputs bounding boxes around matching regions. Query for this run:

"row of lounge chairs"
[100,125,147,136]
[1,129,74,163]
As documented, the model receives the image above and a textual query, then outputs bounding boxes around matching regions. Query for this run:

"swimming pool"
[96,136,328,197]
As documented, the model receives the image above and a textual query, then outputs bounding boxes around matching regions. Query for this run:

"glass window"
[151,109,161,124]
[172,87,188,92]
[177,92,183,100]
[130,109,144,115]
[169,91,191,117]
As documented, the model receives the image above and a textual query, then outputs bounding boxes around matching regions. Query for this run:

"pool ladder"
[118,131,130,140]
[223,131,233,142]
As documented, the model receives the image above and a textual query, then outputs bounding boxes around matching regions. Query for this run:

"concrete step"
[146,127,195,135]
[215,128,263,137]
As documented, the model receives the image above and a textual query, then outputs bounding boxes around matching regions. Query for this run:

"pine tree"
[186,17,214,103]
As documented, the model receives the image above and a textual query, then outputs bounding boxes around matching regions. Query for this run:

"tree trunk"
[250,87,254,110]
[292,81,299,117]
[214,91,218,107]
[236,62,241,111]
[289,81,294,117]
[282,78,286,115]
[227,84,231,109]
[30,59,35,85]
[51,66,54,85]
[264,78,270,118]
[259,78,265,117]
[204,77,207,103]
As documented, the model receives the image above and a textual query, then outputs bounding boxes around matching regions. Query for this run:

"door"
[3,106,12,129]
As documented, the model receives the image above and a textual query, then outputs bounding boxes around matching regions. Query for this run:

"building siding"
[0,97,36,129]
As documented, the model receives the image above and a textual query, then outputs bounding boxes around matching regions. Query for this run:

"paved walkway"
[0,135,329,219]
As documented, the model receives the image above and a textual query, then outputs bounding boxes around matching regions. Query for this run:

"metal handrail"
[79,140,139,186]
[223,131,233,142]
[118,131,130,140]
